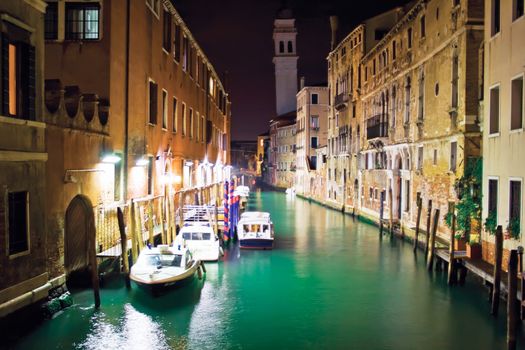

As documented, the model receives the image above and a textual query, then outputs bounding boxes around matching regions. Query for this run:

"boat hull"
[239,238,274,250]
[130,260,201,295]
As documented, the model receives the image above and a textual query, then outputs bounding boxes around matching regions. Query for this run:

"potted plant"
[467,234,481,259]
[506,217,521,240]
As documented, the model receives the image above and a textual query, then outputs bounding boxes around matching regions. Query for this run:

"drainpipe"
[123,0,131,201]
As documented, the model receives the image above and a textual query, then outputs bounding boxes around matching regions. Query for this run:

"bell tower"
[273,6,298,116]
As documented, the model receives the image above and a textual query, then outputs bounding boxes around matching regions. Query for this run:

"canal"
[7,190,522,349]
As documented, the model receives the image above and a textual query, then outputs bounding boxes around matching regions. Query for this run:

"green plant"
[484,210,497,235]
[507,217,521,239]
[445,157,482,242]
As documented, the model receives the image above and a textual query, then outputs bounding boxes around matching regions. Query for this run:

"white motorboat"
[130,245,203,294]
[237,211,274,250]
[174,223,222,262]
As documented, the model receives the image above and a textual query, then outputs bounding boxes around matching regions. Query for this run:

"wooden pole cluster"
[427,208,440,271]
[507,249,518,350]
[491,225,503,317]
[447,202,457,285]
[117,207,130,289]
[413,197,423,252]
[425,200,433,256]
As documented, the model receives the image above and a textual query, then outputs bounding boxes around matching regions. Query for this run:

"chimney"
[300,76,305,90]
[329,16,338,51]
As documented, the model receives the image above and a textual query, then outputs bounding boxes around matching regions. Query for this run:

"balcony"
[366,114,388,140]
[334,93,349,110]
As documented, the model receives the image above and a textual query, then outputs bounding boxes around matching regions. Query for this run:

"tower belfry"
[273,6,298,116]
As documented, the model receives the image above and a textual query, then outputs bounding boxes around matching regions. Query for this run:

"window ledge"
[148,123,156,127]
[512,15,524,24]
[488,132,500,138]
[0,115,46,129]
[162,48,171,56]
[510,128,523,134]
[162,128,168,131]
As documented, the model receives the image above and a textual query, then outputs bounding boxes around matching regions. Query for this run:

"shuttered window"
[148,80,158,125]
[8,191,30,256]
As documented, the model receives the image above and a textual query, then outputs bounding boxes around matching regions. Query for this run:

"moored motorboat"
[237,211,274,250]
[130,245,204,294]
[174,223,222,262]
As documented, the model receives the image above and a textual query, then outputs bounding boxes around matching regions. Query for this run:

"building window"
[417,146,423,170]
[45,2,58,40]
[392,40,396,60]
[450,141,457,172]
[407,27,413,49]
[509,180,522,234]
[491,0,501,36]
[452,53,459,109]
[513,0,524,20]
[148,80,158,125]
[189,108,194,139]
[287,41,293,53]
[162,90,168,129]
[391,86,397,127]
[172,97,178,132]
[420,15,426,38]
[311,137,318,149]
[404,77,411,123]
[488,178,498,220]
[418,69,425,121]
[146,0,160,16]
[433,149,437,165]
[196,112,200,141]
[65,3,100,40]
[311,93,319,104]
[311,115,319,129]
[490,86,500,134]
[163,9,172,52]
[511,76,523,130]
[279,41,284,53]
[201,115,205,142]
[182,102,186,136]
[182,35,189,72]
[7,191,30,256]
[174,24,181,62]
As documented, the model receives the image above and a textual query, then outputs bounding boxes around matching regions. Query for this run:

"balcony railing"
[366,114,388,140]
[334,93,349,110]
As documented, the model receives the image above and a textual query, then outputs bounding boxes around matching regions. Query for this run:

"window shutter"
[1,35,9,116]
[20,43,36,120]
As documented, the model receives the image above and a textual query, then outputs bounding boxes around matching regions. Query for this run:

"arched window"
[404,77,411,124]
[391,86,397,127]
[287,41,293,53]
[279,41,284,53]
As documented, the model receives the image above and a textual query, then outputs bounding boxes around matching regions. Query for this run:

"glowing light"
[102,154,121,164]
[174,175,182,184]
[185,161,194,167]
[136,157,149,166]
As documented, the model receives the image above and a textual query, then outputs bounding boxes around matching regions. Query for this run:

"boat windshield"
[142,254,182,268]
[182,232,211,240]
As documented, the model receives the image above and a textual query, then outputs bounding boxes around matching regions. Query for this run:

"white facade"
[273,18,298,115]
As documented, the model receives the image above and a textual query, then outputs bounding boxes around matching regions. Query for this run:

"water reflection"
[78,304,170,350]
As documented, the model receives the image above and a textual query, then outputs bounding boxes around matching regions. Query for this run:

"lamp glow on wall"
[136,157,149,167]
[102,153,121,164]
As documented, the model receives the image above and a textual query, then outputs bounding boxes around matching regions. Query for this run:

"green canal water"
[6,191,523,349]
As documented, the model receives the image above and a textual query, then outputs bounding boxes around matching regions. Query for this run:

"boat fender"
[219,246,224,256]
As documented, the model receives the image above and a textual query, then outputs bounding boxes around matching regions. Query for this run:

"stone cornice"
[24,0,47,14]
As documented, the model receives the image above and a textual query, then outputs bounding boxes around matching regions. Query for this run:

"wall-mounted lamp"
[185,161,194,167]
[136,157,149,166]
[102,153,121,164]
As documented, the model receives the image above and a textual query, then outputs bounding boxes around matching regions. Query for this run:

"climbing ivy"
[507,217,521,239]
[445,157,482,242]
[484,210,497,235]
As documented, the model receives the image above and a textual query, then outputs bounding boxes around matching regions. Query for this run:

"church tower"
[273,6,298,116]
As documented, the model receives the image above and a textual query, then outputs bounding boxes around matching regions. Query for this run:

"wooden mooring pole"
[88,211,100,308]
[129,200,138,264]
[447,202,457,285]
[413,197,422,253]
[424,200,433,257]
[379,191,385,235]
[426,208,440,272]
[507,249,518,350]
[491,225,503,317]
[388,188,394,235]
[117,207,130,289]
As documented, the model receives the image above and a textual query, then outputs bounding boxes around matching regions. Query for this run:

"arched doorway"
[65,195,96,285]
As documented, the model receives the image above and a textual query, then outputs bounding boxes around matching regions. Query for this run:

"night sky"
[175,0,411,141]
